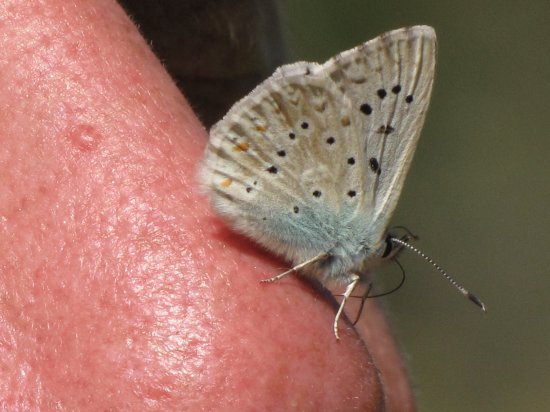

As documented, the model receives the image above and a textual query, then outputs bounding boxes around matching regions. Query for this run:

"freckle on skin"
[69,124,102,152]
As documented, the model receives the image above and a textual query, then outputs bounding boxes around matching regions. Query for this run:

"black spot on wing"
[360,103,372,115]
[369,157,380,173]
[377,125,395,135]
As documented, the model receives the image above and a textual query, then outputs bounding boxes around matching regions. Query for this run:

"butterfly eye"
[381,234,394,258]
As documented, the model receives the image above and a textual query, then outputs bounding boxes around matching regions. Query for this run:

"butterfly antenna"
[391,238,486,312]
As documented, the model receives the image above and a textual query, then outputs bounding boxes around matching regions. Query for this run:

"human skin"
[0,0,415,410]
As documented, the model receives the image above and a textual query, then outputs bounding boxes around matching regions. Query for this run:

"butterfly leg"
[352,282,373,326]
[260,252,329,283]
[334,274,360,340]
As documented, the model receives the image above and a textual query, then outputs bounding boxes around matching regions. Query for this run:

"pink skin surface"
[0,0,415,410]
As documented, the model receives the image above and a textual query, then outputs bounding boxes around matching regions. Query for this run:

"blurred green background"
[277,1,550,411]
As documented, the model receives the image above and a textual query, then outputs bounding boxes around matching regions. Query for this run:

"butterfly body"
[201,26,437,337]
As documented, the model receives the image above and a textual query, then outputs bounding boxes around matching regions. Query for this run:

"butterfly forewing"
[322,25,436,231]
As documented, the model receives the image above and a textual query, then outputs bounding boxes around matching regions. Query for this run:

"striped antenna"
[391,238,486,312]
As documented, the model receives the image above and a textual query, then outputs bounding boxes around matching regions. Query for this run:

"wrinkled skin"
[0,0,415,410]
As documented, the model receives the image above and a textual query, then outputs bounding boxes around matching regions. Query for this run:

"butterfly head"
[380,231,415,261]
[355,229,418,275]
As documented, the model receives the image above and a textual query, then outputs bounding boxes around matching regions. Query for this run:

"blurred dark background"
[121,1,550,410]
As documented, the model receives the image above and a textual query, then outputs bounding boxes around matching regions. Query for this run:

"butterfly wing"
[201,62,373,264]
[201,26,436,265]
[322,25,436,233]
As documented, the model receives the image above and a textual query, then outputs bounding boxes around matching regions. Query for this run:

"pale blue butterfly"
[201,26,485,339]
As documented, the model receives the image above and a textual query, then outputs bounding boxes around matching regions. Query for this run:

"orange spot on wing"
[233,142,249,152]
[341,116,351,127]
[220,178,232,188]
[256,124,267,132]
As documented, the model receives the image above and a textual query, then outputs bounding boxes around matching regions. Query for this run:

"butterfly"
[200,26,484,339]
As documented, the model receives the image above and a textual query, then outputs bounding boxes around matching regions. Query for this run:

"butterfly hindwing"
[202,64,371,262]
